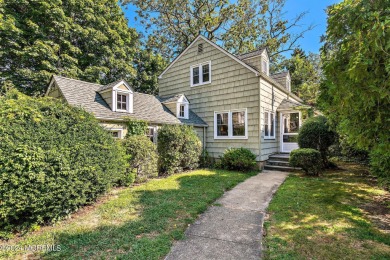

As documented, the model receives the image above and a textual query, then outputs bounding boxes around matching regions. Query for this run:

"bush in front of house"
[298,115,336,167]
[219,148,257,172]
[122,135,158,182]
[0,90,128,237]
[290,148,322,176]
[157,124,202,174]
[125,118,148,137]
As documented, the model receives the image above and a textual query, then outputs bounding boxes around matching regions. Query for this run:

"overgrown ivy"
[125,118,148,137]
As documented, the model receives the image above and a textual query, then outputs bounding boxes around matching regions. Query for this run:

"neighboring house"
[46,35,309,168]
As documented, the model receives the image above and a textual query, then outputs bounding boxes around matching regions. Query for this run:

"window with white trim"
[146,127,156,143]
[108,129,123,139]
[264,109,275,139]
[117,93,127,111]
[191,61,211,86]
[179,104,185,118]
[214,109,247,139]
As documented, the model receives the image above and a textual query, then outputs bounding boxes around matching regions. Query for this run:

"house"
[46,35,308,168]
[45,76,207,143]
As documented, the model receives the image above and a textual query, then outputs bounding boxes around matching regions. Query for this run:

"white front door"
[280,112,301,153]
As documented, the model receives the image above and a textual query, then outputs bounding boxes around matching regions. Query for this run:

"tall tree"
[123,0,314,64]
[0,0,139,95]
[319,0,390,180]
[281,50,321,105]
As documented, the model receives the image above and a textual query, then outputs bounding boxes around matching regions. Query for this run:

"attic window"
[198,43,203,54]
[262,60,269,75]
[287,80,291,91]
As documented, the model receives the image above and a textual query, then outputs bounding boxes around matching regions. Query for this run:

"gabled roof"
[160,94,189,104]
[277,98,306,111]
[158,35,259,79]
[98,79,133,92]
[236,48,266,60]
[47,76,207,126]
[271,71,290,80]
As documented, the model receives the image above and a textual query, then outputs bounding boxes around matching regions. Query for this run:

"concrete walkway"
[165,170,289,260]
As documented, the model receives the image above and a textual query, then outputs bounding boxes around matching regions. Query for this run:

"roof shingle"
[50,76,207,126]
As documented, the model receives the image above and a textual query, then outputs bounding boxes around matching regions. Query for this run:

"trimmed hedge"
[298,115,336,167]
[121,135,158,182]
[0,90,127,237]
[219,148,257,172]
[290,148,322,176]
[157,124,202,174]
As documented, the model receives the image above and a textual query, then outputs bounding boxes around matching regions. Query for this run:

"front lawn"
[264,162,390,259]
[0,169,254,259]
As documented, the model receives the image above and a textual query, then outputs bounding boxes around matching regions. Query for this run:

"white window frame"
[108,128,123,139]
[190,61,211,87]
[146,126,157,143]
[176,95,189,119]
[264,109,275,140]
[214,108,248,140]
[116,92,129,112]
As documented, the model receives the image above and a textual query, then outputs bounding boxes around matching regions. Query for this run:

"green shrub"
[121,136,158,182]
[328,135,369,164]
[290,148,322,176]
[199,149,214,168]
[157,124,202,174]
[219,148,257,172]
[298,115,336,167]
[0,90,127,237]
[370,144,390,189]
[125,118,148,137]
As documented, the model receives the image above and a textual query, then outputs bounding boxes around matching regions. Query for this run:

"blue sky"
[121,0,341,55]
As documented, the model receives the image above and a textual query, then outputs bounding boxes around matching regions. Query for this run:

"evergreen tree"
[0,0,139,95]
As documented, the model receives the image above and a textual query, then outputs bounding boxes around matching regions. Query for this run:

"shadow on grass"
[264,163,390,259]
[33,170,254,259]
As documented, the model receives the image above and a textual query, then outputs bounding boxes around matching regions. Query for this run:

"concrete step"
[268,155,290,162]
[267,160,290,167]
[264,164,301,172]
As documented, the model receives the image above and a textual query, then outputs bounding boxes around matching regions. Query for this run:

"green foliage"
[121,136,158,183]
[219,148,257,172]
[0,90,127,236]
[328,135,369,164]
[369,144,390,189]
[124,0,313,63]
[290,148,322,176]
[0,0,139,95]
[298,116,336,167]
[157,125,202,175]
[132,49,167,95]
[199,149,214,168]
[125,118,148,137]
[319,0,389,183]
[281,51,321,105]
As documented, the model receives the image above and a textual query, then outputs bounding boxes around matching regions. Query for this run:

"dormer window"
[191,61,211,87]
[98,80,133,113]
[117,93,127,111]
[179,104,185,118]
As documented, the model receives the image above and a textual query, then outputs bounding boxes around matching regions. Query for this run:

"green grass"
[0,169,255,259]
[264,162,390,260]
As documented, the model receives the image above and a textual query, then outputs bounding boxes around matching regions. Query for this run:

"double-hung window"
[117,93,127,111]
[191,61,211,87]
[264,110,275,139]
[214,109,247,139]
[179,104,185,118]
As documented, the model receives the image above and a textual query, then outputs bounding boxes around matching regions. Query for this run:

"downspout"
[203,126,206,151]
[258,76,262,165]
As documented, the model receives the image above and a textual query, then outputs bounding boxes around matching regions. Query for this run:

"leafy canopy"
[0,0,161,95]
[123,0,314,65]
[319,0,389,182]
